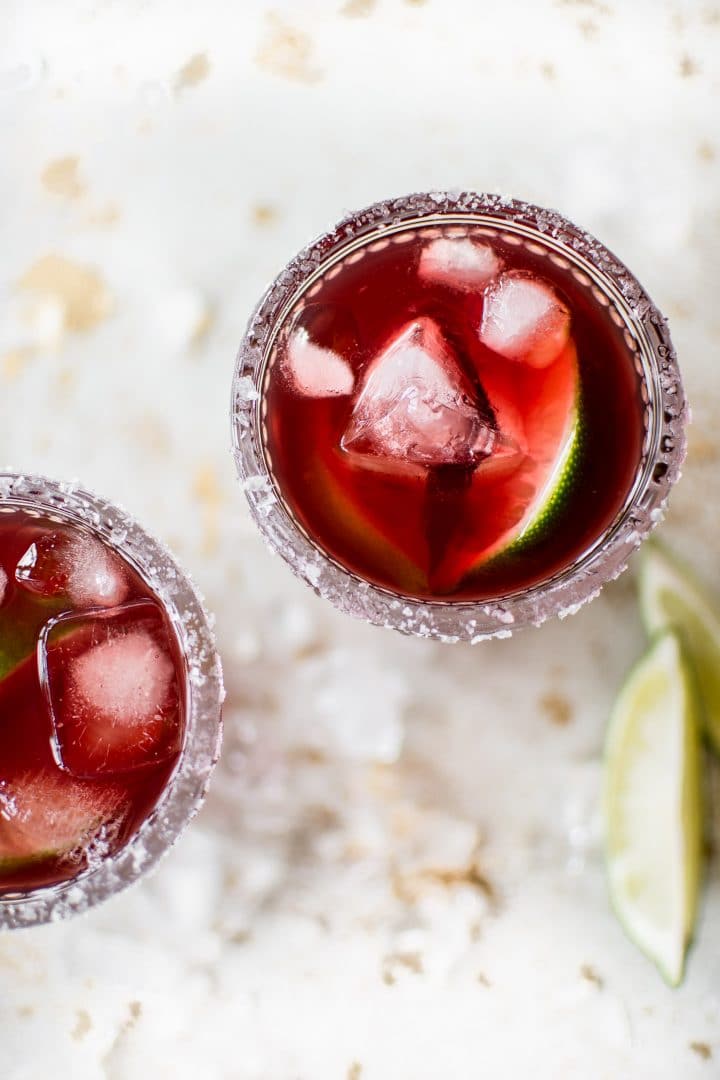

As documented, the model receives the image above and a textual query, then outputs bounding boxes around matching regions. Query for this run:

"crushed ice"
[284,648,408,763]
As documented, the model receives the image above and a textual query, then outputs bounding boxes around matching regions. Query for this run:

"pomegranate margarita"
[232,193,686,640]
[0,475,223,926]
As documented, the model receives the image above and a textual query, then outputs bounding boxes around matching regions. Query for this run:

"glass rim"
[231,191,688,643]
[0,471,224,928]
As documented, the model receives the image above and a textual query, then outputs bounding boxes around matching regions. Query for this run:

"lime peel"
[639,543,720,755]
[603,631,703,986]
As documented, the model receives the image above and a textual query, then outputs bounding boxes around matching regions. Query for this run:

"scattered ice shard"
[15,529,129,608]
[0,566,6,607]
[282,303,355,397]
[41,601,183,778]
[480,272,570,369]
[419,236,501,291]
[342,317,494,470]
[0,769,127,865]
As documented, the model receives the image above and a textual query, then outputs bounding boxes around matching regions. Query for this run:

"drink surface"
[262,223,646,601]
[0,510,185,893]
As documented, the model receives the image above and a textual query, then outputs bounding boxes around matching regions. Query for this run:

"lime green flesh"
[0,592,68,683]
[0,625,38,683]
[603,631,703,986]
[639,543,720,755]
[503,409,582,555]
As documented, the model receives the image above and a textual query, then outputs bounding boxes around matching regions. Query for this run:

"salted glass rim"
[231,191,687,643]
[0,471,224,928]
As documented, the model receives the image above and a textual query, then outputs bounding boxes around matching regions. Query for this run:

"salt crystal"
[235,375,260,403]
[292,649,408,763]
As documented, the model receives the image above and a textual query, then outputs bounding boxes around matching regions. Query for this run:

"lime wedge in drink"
[603,631,703,986]
[639,543,720,754]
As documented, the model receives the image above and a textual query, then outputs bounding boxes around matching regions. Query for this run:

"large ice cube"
[419,236,501,291]
[0,566,6,607]
[41,601,183,778]
[15,529,129,608]
[282,304,355,397]
[0,769,128,865]
[480,272,570,369]
[342,317,494,470]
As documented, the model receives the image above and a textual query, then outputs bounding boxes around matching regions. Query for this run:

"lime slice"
[603,631,703,986]
[639,543,720,755]
[510,411,580,548]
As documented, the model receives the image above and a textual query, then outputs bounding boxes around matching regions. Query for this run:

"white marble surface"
[1,1,720,1076]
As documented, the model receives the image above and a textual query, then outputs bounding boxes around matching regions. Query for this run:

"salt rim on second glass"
[231,192,687,643]
[0,472,224,929]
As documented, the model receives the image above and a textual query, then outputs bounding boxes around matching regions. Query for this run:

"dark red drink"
[0,510,186,893]
[261,222,645,600]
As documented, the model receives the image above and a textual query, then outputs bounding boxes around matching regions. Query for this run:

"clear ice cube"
[0,566,7,607]
[15,529,129,608]
[419,236,501,291]
[0,769,128,864]
[41,600,183,778]
[282,304,355,397]
[341,317,494,470]
[479,272,570,369]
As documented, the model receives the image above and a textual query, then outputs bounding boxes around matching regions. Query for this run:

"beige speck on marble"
[174,52,211,91]
[340,0,377,16]
[71,1009,92,1041]
[539,690,574,727]
[255,13,323,84]
[17,255,113,335]
[40,155,85,199]
[192,463,227,555]
[689,1041,713,1062]
[1,348,33,380]
[250,202,280,227]
[85,202,122,227]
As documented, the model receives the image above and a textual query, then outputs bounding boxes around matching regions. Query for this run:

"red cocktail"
[0,475,223,926]
[232,194,686,641]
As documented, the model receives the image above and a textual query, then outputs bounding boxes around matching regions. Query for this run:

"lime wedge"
[639,543,720,755]
[603,632,703,986]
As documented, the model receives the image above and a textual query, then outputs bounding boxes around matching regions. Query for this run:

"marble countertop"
[1,1,719,1076]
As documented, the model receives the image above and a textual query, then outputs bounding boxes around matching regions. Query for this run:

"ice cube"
[342,317,494,470]
[480,272,571,369]
[15,529,129,608]
[282,304,355,397]
[419,237,501,291]
[41,601,183,778]
[0,566,7,607]
[0,770,128,866]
